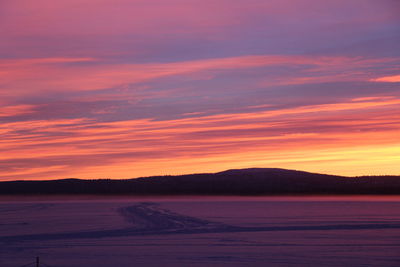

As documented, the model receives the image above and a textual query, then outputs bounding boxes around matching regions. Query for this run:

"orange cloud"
[371,75,400,83]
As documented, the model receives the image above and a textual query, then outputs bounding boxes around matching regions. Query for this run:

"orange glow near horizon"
[1,96,400,180]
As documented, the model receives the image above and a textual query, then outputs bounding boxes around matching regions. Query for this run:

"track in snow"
[2,202,400,243]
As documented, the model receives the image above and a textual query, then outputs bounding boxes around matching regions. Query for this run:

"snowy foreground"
[1,196,400,267]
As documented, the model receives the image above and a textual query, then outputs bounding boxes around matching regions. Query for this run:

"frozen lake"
[1,196,400,267]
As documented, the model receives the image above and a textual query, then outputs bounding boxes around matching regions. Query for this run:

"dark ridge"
[0,168,399,195]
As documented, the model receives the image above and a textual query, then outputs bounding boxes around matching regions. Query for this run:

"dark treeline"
[1,168,399,195]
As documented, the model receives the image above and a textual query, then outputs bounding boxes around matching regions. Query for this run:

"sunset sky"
[1,0,399,180]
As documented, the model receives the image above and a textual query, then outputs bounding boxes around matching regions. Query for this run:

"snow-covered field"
[1,196,400,267]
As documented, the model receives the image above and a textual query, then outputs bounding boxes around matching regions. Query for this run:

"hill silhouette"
[1,168,399,195]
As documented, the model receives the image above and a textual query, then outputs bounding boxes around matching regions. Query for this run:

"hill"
[0,168,399,195]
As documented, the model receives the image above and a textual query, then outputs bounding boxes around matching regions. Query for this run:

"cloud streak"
[372,75,400,83]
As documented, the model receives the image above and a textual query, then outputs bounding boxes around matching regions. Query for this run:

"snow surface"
[1,196,400,267]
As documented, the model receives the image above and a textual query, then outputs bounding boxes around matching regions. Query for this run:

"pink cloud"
[1,55,397,99]
[0,104,36,117]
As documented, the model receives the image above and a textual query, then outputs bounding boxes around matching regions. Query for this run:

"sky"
[1,0,399,180]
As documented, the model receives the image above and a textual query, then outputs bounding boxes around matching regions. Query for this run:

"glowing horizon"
[1,0,399,180]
